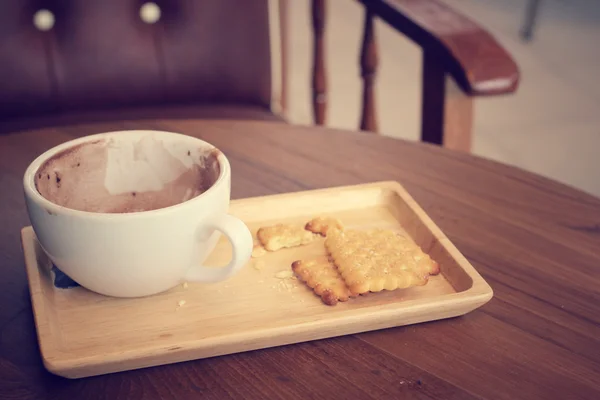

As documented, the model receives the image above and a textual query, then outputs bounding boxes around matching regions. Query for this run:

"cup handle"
[184,214,253,283]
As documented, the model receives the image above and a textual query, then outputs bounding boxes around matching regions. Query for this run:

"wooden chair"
[309,0,519,152]
[0,0,518,153]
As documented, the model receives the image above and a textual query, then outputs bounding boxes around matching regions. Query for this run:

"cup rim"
[23,130,229,219]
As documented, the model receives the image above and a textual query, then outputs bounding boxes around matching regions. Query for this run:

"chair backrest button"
[33,9,55,32]
[140,2,161,24]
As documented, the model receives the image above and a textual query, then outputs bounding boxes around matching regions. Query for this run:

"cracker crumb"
[252,244,267,258]
[275,270,294,279]
[253,260,266,271]
[176,299,186,310]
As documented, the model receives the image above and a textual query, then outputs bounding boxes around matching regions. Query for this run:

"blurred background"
[287,0,600,197]
[2,0,598,197]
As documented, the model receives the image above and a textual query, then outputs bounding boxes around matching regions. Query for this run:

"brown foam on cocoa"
[34,139,221,213]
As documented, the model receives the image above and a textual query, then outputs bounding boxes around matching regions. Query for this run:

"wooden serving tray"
[21,181,493,379]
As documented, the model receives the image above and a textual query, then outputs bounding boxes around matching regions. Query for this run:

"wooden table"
[1,120,599,400]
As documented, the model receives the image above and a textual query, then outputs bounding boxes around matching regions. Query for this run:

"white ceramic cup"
[23,130,253,297]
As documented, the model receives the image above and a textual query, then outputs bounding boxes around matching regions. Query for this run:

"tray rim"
[21,180,494,378]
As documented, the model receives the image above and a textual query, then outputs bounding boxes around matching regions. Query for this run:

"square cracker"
[305,216,344,236]
[292,256,355,306]
[257,224,317,252]
[325,228,440,295]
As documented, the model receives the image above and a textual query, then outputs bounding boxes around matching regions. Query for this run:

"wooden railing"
[359,8,378,132]
[311,0,379,133]
[311,0,327,126]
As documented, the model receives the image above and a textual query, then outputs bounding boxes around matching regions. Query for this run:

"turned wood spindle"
[359,8,378,133]
[311,0,326,125]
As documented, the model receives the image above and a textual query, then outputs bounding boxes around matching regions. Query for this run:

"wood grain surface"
[1,120,599,399]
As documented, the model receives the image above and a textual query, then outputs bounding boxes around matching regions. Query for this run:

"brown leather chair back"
[0,0,276,121]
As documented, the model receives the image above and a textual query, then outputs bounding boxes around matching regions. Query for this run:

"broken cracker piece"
[252,244,267,258]
[305,216,344,236]
[257,223,317,252]
[292,256,355,306]
[325,228,440,295]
